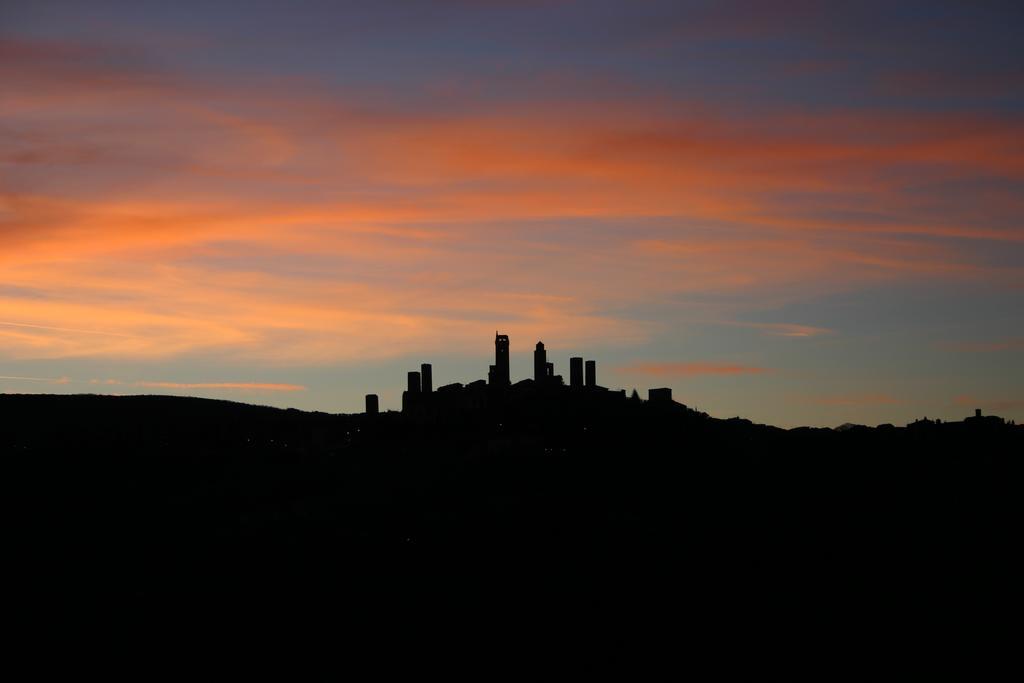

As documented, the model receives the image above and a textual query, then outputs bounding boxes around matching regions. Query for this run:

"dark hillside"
[4,393,1021,643]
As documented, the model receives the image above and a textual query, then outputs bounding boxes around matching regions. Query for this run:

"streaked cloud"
[941,339,1024,353]
[616,362,770,377]
[720,321,833,338]
[88,379,305,392]
[135,381,305,392]
[0,375,70,384]
[3,39,1020,365]
[953,395,1024,412]
[809,393,904,407]
[0,320,138,338]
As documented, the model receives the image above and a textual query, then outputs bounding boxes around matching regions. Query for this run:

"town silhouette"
[374,332,679,421]
[6,332,1021,645]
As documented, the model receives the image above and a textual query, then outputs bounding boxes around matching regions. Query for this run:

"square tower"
[493,332,510,386]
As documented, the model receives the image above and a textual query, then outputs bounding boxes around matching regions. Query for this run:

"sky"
[2,0,1023,427]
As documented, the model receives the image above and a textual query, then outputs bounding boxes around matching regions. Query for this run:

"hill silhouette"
[6,388,1021,646]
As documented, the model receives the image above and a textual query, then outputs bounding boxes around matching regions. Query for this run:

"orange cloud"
[2,35,1022,366]
[723,322,833,338]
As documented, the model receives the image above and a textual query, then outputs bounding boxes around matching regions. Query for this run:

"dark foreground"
[5,394,1021,654]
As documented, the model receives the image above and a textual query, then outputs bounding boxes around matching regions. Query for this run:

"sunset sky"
[2,0,1022,426]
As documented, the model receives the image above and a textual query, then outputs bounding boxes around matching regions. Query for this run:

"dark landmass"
[5,392,1021,647]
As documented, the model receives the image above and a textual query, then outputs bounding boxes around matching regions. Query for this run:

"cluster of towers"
[365,331,671,414]
[478,332,600,389]
[365,362,433,415]
[531,340,597,389]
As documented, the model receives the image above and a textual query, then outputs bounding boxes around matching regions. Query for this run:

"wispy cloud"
[720,321,834,338]
[90,379,305,392]
[940,338,1024,353]
[136,381,305,392]
[616,362,770,377]
[809,393,903,407]
[0,320,138,338]
[0,375,70,383]
[953,395,1024,412]
[0,31,1022,371]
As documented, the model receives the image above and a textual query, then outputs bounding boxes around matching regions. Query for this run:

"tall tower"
[403,371,421,413]
[420,363,433,393]
[534,341,547,382]
[494,331,510,386]
[585,360,596,388]
[570,357,583,388]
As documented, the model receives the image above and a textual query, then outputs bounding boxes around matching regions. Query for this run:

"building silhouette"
[392,332,682,416]
[534,342,547,382]
[491,332,510,386]
[649,387,672,403]
[402,371,421,413]
[570,357,583,388]
[365,394,379,415]
[421,364,433,394]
